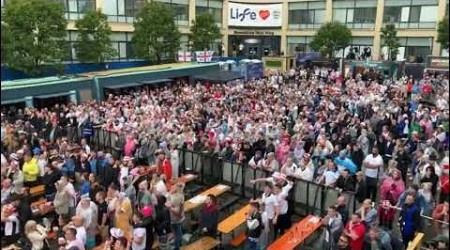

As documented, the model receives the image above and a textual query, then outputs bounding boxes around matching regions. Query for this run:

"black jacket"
[335,176,356,192]
[155,196,171,236]
[355,180,367,203]
[199,205,219,236]
[42,170,61,195]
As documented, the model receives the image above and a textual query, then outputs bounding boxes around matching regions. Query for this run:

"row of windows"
[64,31,192,62]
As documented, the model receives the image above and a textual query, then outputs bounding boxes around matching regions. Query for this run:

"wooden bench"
[229,232,246,247]
[181,236,220,250]
[30,185,45,197]
[92,240,160,250]
[407,232,425,250]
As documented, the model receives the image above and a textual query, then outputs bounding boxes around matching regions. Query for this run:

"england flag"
[178,51,192,62]
[195,50,214,63]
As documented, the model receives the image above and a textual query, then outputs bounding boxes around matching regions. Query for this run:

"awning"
[194,70,244,83]
[296,52,322,63]
[140,79,173,85]
[1,98,25,105]
[104,82,142,90]
[425,67,449,72]
[34,92,72,99]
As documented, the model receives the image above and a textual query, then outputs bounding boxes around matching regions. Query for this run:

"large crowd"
[1,65,449,250]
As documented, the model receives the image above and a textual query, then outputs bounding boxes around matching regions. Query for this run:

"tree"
[189,13,221,51]
[132,1,180,63]
[75,9,116,63]
[381,24,401,61]
[437,17,449,52]
[309,22,352,59]
[1,0,68,76]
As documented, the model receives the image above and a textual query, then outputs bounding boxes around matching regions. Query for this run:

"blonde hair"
[421,182,432,191]
[24,220,37,236]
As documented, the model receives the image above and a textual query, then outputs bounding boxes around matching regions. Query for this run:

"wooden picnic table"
[267,215,322,250]
[180,236,220,250]
[30,185,45,197]
[218,204,251,234]
[31,198,54,216]
[167,174,198,189]
[184,184,231,213]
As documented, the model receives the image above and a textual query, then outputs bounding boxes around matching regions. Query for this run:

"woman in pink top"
[123,135,136,157]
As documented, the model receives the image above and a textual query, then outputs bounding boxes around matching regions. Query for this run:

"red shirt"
[345,222,366,250]
[440,174,449,194]
[162,159,173,181]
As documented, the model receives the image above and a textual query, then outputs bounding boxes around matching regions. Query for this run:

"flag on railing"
[195,50,214,63]
[178,51,192,62]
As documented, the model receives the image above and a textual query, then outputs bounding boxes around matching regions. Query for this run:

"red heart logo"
[259,10,270,20]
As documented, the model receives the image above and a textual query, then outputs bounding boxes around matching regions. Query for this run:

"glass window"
[195,0,222,24]
[409,6,420,22]
[333,9,347,23]
[59,0,94,20]
[288,1,325,28]
[353,8,376,23]
[384,6,402,22]
[124,0,145,17]
[420,6,437,22]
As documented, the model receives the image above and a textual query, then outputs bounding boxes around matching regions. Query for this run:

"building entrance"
[229,35,281,59]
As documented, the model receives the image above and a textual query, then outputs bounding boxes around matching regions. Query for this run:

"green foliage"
[437,17,449,51]
[309,22,352,59]
[1,0,68,76]
[381,24,401,61]
[132,1,180,63]
[75,9,116,63]
[189,13,221,51]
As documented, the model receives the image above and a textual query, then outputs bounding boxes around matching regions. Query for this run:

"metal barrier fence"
[178,148,358,217]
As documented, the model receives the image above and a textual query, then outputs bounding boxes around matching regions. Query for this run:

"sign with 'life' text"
[228,2,282,27]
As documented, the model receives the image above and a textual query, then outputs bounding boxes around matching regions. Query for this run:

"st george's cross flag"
[195,50,214,63]
[178,51,192,62]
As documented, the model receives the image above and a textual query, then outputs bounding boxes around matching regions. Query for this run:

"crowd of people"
[0,65,449,250]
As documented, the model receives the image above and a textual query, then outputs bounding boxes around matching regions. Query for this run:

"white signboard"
[228,2,282,27]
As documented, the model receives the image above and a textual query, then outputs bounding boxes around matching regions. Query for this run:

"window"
[384,0,438,29]
[59,0,95,20]
[124,0,145,17]
[288,1,325,29]
[112,32,136,61]
[334,37,374,59]
[157,0,190,26]
[332,0,376,29]
[104,0,145,22]
[196,0,223,25]
[287,36,314,56]
[382,37,433,61]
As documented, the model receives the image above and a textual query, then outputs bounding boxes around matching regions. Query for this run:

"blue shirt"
[334,157,357,174]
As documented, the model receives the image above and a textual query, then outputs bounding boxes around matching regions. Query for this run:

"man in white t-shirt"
[363,147,384,200]
[252,183,279,244]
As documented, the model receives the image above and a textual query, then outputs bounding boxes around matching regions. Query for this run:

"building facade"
[2,0,448,61]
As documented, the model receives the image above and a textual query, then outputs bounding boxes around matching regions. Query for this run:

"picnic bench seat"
[30,185,45,197]
[229,232,246,247]
[181,236,220,250]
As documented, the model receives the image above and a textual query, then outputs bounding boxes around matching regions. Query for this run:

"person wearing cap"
[246,201,263,250]
[22,152,40,187]
[155,149,173,181]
